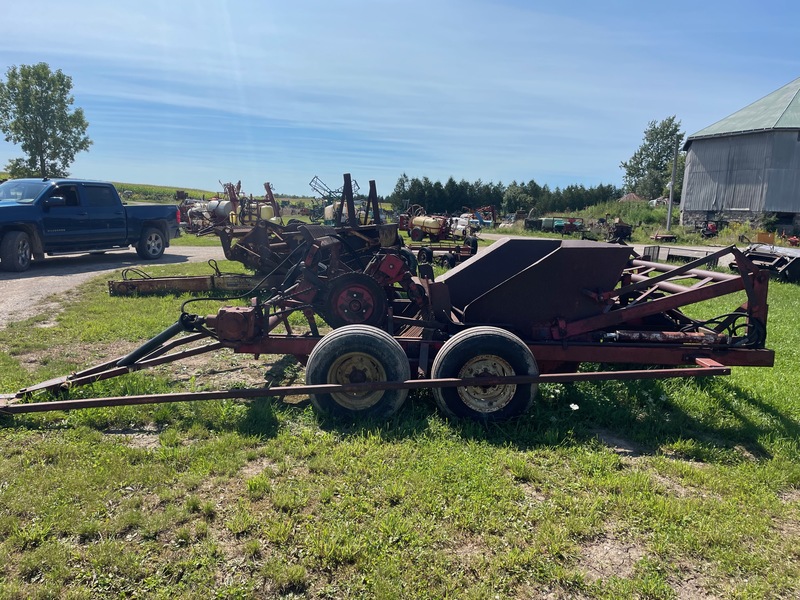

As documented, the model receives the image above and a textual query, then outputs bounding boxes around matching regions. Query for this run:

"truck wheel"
[0,231,33,272]
[410,227,424,242]
[431,326,538,421]
[137,227,165,260]
[305,325,410,420]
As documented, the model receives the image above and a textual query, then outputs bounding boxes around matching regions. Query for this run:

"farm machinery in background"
[397,204,497,268]
[309,175,361,224]
[213,175,397,280]
[696,219,726,239]
[112,174,409,297]
[451,205,497,235]
[581,217,634,242]
[176,181,283,235]
[400,204,497,243]
[176,190,232,234]
[522,209,634,243]
[524,213,585,235]
[399,204,454,243]
[732,242,800,283]
[3,237,774,423]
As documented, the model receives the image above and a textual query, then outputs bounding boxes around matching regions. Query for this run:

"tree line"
[386,174,622,217]
[386,117,685,218]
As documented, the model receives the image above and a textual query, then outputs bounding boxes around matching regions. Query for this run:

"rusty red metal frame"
[552,246,767,341]
[0,242,773,417]
[12,333,222,397]
[1,359,729,415]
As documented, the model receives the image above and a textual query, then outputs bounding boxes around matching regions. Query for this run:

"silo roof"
[685,77,800,148]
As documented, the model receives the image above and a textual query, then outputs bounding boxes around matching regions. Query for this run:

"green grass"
[0,266,799,598]
[170,232,227,247]
[114,182,217,204]
[503,200,781,246]
[114,181,318,208]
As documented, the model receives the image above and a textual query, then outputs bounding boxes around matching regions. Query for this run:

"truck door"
[80,183,127,245]
[39,183,88,250]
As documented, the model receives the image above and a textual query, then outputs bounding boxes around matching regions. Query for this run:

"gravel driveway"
[0,245,226,329]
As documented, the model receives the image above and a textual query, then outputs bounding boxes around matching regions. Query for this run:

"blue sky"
[2,0,798,197]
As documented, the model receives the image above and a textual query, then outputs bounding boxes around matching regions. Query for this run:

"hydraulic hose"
[116,319,188,368]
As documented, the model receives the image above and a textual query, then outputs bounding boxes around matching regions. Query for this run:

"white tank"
[207,199,233,218]
[411,215,444,235]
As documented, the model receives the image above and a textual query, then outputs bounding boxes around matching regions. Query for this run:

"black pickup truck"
[0,178,180,272]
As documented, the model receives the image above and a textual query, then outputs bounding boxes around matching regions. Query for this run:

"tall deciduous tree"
[620,116,684,201]
[0,62,92,178]
[502,182,533,214]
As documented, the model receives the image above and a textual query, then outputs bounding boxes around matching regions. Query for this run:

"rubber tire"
[286,219,305,230]
[434,254,456,269]
[305,325,410,420]
[399,247,418,276]
[464,236,479,256]
[432,326,538,421]
[0,231,33,272]
[417,247,434,264]
[136,227,166,260]
[410,227,424,242]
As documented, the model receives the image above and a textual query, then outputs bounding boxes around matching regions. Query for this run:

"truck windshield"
[0,181,49,204]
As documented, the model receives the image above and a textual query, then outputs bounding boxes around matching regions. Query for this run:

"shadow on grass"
[308,372,799,466]
[5,363,796,470]
[502,375,796,461]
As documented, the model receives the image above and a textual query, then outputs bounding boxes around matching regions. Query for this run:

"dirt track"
[0,245,226,329]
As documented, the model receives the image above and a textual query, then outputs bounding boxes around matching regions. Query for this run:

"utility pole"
[666,134,680,231]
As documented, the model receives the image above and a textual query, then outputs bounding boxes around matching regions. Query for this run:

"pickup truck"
[0,178,181,272]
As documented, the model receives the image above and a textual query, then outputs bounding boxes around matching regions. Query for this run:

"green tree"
[444,177,466,212]
[388,173,410,211]
[0,62,92,178]
[502,182,533,214]
[620,116,684,201]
